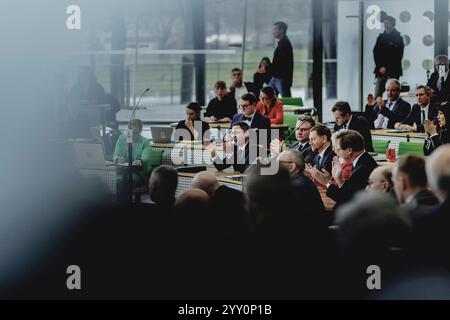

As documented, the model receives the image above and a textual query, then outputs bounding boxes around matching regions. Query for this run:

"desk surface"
[371,129,427,139]
[178,170,243,186]
[170,122,289,130]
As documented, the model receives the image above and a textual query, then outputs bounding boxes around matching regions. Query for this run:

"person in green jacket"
[113,118,152,187]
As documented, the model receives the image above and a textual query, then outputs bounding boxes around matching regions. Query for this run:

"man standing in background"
[269,21,294,98]
[372,15,404,98]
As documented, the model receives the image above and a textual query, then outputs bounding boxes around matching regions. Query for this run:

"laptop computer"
[74,142,107,167]
[74,142,127,168]
[151,126,173,143]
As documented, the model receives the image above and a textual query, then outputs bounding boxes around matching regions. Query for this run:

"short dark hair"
[130,118,143,130]
[214,80,227,90]
[397,155,428,188]
[332,101,352,116]
[416,85,431,96]
[240,92,258,105]
[261,86,276,100]
[310,124,331,141]
[335,130,365,152]
[274,21,288,33]
[297,117,316,128]
[150,165,178,205]
[231,67,242,74]
[186,102,202,114]
[232,121,250,132]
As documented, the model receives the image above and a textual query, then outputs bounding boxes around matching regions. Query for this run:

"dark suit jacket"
[401,103,438,133]
[370,98,411,129]
[290,141,317,164]
[272,35,294,86]
[326,152,378,205]
[175,120,210,141]
[402,189,439,222]
[213,143,259,173]
[334,115,374,152]
[373,29,404,78]
[427,71,450,103]
[313,145,335,175]
[229,82,259,100]
[231,111,271,130]
[212,185,248,236]
[292,173,325,215]
[411,197,450,266]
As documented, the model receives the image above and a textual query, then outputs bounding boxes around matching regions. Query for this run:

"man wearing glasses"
[231,93,270,130]
[270,117,317,164]
[395,85,438,133]
[231,93,271,154]
[229,68,258,106]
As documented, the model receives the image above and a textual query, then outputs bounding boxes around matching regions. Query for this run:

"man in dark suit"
[192,171,248,237]
[229,68,259,106]
[395,85,438,133]
[311,130,378,206]
[269,21,294,97]
[305,125,335,176]
[232,92,271,154]
[427,55,450,104]
[278,150,325,221]
[270,117,317,165]
[392,154,439,221]
[207,121,260,173]
[372,15,404,98]
[231,93,270,130]
[332,101,374,152]
[366,79,411,129]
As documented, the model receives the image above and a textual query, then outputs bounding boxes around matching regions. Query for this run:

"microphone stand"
[127,88,150,203]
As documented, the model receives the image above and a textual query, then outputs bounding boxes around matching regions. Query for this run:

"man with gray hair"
[427,55,450,103]
[365,79,411,129]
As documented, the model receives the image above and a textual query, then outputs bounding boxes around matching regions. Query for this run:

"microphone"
[126,87,149,203]
[129,88,150,128]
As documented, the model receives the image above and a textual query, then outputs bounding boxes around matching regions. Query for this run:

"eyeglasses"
[240,103,251,108]
[367,179,387,186]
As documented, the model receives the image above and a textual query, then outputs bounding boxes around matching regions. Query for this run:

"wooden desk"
[370,129,427,139]
[170,121,231,129]
[283,105,302,113]
[170,122,289,130]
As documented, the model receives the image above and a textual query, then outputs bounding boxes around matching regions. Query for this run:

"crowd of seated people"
[38,48,450,300]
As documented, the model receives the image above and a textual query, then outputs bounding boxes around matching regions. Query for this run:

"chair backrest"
[372,140,390,154]
[284,113,299,129]
[279,97,304,106]
[398,141,424,156]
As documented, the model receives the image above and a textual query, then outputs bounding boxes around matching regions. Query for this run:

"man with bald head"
[366,166,395,197]
[192,171,247,236]
[412,145,450,267]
